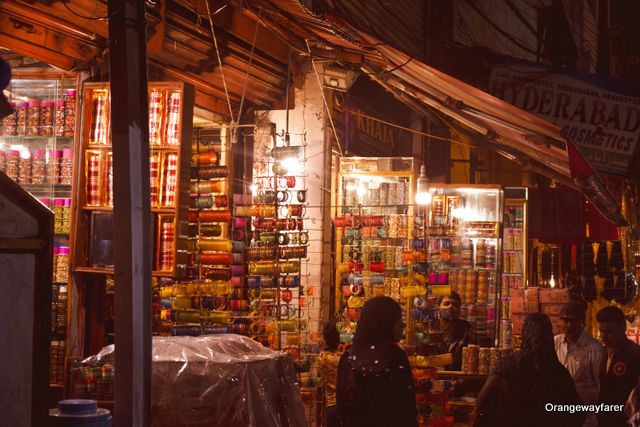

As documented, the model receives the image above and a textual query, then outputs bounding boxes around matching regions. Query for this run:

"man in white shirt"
[554,301,606,427]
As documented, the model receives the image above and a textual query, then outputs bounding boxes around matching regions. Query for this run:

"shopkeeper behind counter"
[430,290,476,370]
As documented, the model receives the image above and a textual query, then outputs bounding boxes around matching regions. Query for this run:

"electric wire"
[463,0,539,56]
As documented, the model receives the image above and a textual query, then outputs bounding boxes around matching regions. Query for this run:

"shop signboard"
[489,63,640,176]
[329,78,412,157]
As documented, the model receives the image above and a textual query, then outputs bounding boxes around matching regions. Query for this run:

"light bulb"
[415,165,430,205]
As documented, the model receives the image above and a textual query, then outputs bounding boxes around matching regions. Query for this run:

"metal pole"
[107,0,152,425]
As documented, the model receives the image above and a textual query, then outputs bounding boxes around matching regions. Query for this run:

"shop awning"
[0,0,293,118]
[355,40,627,225]
[249,0,626,225]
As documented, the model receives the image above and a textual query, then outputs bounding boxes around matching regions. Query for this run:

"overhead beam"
[0,1,100,42]
[0,33,75,70]
[0,13,100,64]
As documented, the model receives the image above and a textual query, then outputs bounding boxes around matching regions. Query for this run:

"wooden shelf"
[83,206,175,213]
[75,266,174,277]
[437,370,488,380]
[87,144,180,151]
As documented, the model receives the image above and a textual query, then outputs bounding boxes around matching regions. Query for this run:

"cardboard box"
[540,303,564,316]
[510,297,524,315]
[539,289,570,304]
[512,313,524,334]
[524,287,539,313]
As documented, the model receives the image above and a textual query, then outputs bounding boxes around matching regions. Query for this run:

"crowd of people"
[317,295,640,427]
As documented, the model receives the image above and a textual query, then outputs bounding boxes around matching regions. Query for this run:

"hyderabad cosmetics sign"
[489,63,640,176]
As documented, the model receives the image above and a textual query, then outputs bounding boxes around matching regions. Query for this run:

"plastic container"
[4,150,20,180]
[16,101,28,135]
[1,101,17,135]
[26,99,41,136]
[64,89,77,137]
[54,99,66,136]
[46,149,61,184]
[18,150,32,184]
[31,149,47,184]
[60,149,73,184]
[53,199,65,234]
[49,399,112,427]
[40,100,54,136]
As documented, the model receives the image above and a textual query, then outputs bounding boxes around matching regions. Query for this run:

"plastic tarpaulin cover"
[82,334,307,427]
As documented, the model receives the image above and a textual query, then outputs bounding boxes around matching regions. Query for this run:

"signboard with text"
[489,64,640,175]
[328,77,412,157]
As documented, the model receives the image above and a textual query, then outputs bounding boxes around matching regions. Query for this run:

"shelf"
[428,234,498,239]
[49,383,64,389]
[436,370,488,380]
[82,206,174,213]
[502,273,524,276]
[86,144,180,151]
[83,206,112,211]
[75,266,175,277]
[22,184,71,190]
[0,135,73,142]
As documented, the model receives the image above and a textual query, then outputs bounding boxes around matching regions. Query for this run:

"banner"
[489,64,640,175]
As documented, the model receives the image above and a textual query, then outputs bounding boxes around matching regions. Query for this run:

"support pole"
[107,1,152,426]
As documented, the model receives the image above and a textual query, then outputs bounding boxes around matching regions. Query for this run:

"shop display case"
[71,82,193,278]
[0,69,79,389]
[332,157,414,337]
[425,185,503,347]
[69,81,194,358]
[501,187,527,345]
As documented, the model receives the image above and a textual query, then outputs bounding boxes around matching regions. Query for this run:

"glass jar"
[16,101,28,136]
[26,99,41,137]
[46,150,61,184]
[64,89,76,137]
[18,150,32,184]
[31,149,47,184]
[54,99,65,136]
[59,149,73,185]
[1,101,17,135]
[0,150,5,172]
[40,100,54,136]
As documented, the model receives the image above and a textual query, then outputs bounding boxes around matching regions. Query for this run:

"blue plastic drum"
[49,399,112,427]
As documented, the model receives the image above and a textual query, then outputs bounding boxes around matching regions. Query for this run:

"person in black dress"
[473,312,585,427]
[336,296,418,427]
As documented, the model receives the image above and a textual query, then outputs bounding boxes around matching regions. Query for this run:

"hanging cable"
[204,0,235,124]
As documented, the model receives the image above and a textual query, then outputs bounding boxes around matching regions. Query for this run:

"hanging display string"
[306,40,344,157]
[205,0,235,124]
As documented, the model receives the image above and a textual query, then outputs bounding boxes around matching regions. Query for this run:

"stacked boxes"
[510,287,570,336]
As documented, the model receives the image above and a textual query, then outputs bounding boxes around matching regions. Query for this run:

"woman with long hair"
[474,312,585,427]
[336,296,418,427]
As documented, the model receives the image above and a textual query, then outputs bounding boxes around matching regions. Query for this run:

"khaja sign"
[489,64,640,175]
